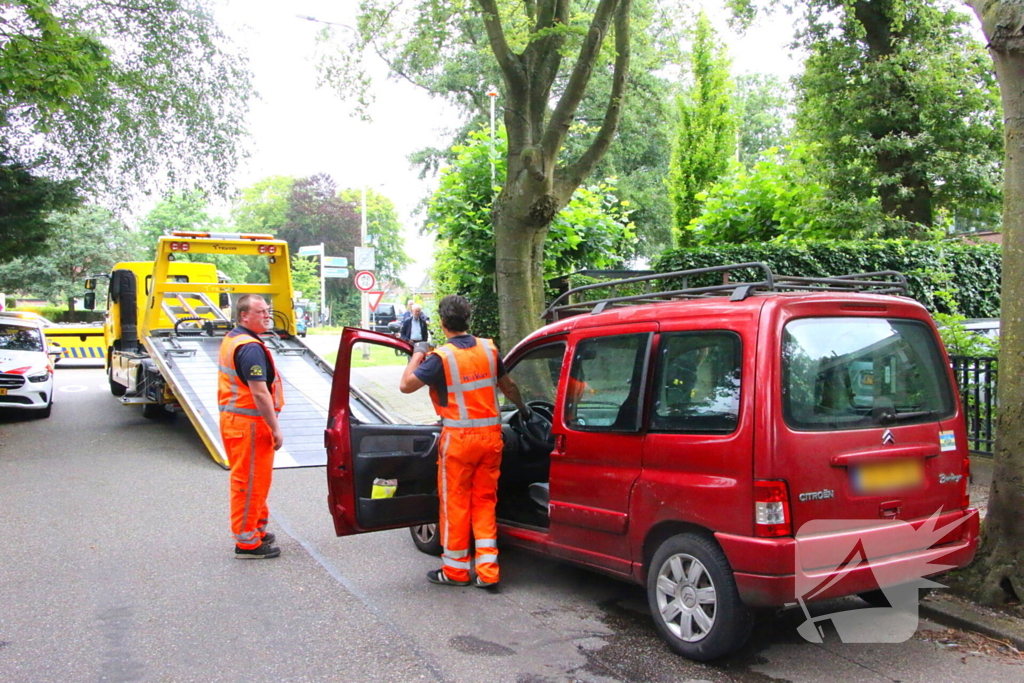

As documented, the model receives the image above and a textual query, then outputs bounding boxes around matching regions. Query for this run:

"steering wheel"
[511,400,555,451]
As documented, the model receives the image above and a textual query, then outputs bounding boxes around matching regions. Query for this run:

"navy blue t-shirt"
[228,326,274,386]
[413,334,505,408]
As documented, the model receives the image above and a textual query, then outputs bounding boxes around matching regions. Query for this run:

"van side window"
[504,342,566,408]
[650,332,741,433]
[565,333,650,432]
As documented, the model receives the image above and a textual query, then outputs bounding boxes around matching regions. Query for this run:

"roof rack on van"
[541,262,909,322]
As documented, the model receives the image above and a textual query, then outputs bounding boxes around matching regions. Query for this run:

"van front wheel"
[647,533,752,661]
[409,524,442,556]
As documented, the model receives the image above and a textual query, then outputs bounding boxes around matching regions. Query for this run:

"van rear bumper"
[715,508,980,607]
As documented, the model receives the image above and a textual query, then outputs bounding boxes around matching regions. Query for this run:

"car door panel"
[349,424,440,528]
[326,327,439,536]
[548,325,655,573]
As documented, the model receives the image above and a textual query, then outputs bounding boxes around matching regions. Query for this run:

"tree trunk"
[493,178,560,352]
[958,0,1024,606]
[479,0,631,351]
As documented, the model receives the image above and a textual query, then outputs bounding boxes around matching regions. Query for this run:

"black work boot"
[235,541,281,559]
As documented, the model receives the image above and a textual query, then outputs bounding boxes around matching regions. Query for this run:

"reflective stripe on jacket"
[428,337,501,429]
[218,332,285,417]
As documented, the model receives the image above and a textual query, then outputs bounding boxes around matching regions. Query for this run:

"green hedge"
[651,240,1001,318]
[13,306,105,324]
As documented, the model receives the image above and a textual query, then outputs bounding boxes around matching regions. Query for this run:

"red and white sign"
[354,270,376,291]
[367,291,385,312]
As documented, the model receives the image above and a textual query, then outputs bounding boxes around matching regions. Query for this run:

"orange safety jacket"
[428,338,501,428]
[218,331,285,417]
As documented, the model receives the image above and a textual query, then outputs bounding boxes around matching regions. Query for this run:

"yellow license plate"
[0,388,7,395]
[854,459,924,494]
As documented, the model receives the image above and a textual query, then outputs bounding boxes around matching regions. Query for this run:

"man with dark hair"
[399,294,530,589]
[218,294,285,559]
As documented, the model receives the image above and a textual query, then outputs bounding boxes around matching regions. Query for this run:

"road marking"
[60,385,89,393]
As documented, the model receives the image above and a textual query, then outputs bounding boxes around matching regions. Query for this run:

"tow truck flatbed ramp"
[142,334,332,469]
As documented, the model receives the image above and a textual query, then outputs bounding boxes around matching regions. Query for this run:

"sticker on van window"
[939,431,956,452]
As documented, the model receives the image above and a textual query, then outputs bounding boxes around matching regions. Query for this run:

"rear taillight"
[961,456,971,509]
[754,479,792,537]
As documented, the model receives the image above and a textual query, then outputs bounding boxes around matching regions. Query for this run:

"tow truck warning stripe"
[61,347,104,358]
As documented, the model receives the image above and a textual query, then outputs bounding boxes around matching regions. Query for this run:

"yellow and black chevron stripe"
[61,347,105,359]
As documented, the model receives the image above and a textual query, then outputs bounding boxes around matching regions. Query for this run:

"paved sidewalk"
[919,455,1024,653]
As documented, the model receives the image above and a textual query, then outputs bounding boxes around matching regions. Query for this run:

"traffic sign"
[297,244,323,257]
[354,270,376,291]
[354,247,376,271]
[367,291,385,312]
[324,267,349,278]
[324,256,348,268]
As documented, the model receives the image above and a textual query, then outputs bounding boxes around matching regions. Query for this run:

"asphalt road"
[1,364,1022,683]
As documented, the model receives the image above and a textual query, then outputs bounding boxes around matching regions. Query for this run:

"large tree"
[667,10,737,245]
[735,73,792,167]
[1,0,252,200]
[279,174,362,326]
[137,191,253,283]
[0,153,81,263]
[231,176,296,236]
[794,0,1003,231]
[319,0,638,348]
[957,0,1024,609]
[426,125,635,348]
[0,206,143,312]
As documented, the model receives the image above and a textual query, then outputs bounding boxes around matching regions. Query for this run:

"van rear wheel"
[647,533,752,661]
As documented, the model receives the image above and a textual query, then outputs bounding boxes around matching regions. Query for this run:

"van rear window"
[782,318,955,430]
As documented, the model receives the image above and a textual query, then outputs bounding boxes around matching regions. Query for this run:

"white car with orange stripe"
[0,317,58,418]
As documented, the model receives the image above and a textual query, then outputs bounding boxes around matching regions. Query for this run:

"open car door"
[325,327,442,536]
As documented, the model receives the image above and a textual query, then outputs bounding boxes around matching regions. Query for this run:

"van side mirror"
[83,292,96,310]
[220,293,230,309]
[84,278,96,291]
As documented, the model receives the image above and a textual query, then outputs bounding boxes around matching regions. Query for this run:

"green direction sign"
[324,256,348,268]
[324,267,349,278]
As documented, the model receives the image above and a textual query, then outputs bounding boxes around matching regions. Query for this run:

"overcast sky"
[214,1,807,286]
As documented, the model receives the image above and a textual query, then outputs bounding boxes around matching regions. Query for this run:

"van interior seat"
[529,482,549,509]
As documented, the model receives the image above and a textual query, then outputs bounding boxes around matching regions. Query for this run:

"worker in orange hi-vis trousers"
[218,294,285,559]
[399,295,532,590]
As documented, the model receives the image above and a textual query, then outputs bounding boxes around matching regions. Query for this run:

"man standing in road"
[399,295,531,589]
[399,303,430,344]
[218,294,285,559]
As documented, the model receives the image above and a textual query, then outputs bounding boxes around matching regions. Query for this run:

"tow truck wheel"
[142,402,172,419]
[107,349,126,397]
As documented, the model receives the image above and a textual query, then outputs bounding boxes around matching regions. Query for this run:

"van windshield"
[782,318,955,430]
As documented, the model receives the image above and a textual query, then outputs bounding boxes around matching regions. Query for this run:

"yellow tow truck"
[86,231,336,469]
